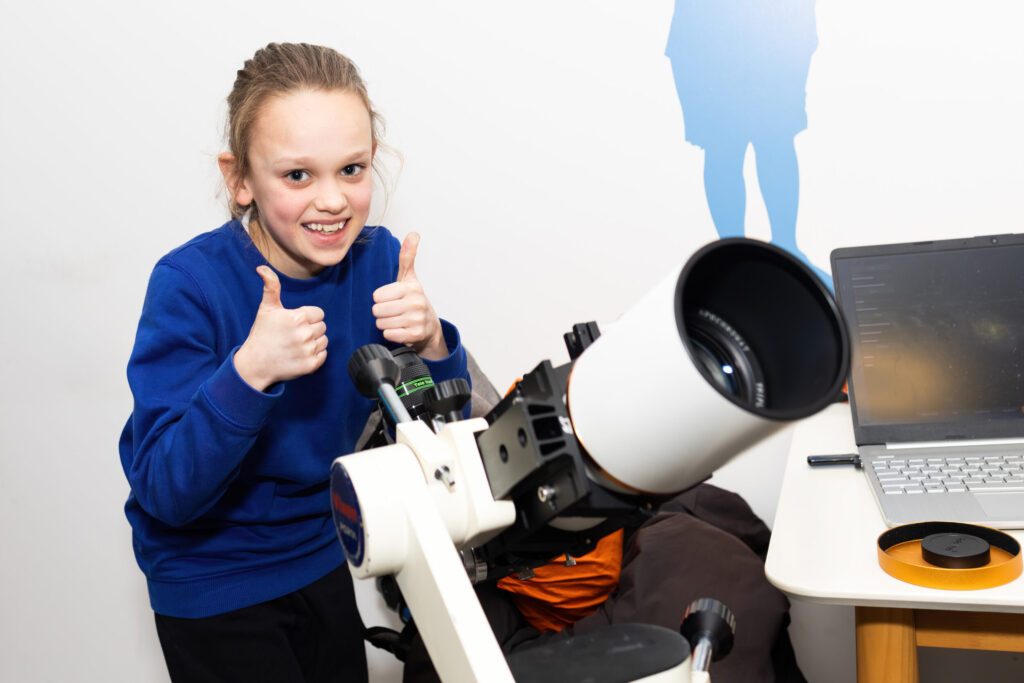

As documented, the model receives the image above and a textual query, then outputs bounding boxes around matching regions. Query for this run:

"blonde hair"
[223,42,386,229]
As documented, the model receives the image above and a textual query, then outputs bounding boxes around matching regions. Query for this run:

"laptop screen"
[831,234,1024,445]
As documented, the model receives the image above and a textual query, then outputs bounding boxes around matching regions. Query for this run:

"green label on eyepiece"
[396,377,435,397]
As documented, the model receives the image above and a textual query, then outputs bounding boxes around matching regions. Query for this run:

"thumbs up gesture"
[372,233,447,360]
[234,266,329,391]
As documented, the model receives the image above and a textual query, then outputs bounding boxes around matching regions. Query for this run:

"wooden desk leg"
[855,606,919,683]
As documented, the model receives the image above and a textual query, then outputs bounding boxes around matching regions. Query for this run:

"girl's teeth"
[307,222,343,234]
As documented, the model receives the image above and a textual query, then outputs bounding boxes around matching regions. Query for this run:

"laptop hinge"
[885,437,1024,450]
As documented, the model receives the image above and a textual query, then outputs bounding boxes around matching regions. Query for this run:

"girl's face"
[234,89,375,279]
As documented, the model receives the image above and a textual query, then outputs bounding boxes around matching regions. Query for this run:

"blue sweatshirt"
[119,220,468,618]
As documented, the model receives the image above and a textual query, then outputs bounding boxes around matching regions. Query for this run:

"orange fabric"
[496,529,624,632]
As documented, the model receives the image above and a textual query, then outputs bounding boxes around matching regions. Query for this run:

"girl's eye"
[341,164,364,177]
[286,170,309,182]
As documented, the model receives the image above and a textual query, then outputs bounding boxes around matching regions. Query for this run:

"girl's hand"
[234,266,329,391]
[372,233,447,360]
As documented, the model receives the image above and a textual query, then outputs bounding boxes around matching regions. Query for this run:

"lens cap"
[921,532,991,569]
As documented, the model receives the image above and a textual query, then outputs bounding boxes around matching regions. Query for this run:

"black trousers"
[155,564,367,683]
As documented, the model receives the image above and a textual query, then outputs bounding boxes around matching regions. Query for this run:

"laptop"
[831,233,1024,529]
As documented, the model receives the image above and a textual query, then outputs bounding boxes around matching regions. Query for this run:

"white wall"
[1,1,1022,681]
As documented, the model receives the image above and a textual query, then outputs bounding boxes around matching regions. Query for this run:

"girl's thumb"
[397,232,420,282]
[256,266,283,309]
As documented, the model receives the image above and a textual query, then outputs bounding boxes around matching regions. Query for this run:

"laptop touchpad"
[975,492,1024,524]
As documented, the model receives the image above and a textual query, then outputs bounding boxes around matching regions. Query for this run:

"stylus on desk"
[807,453,862,468]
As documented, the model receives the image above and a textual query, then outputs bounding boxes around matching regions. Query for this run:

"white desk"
[765,403,1024,682]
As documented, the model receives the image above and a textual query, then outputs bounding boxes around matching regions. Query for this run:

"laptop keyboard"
[871,454,1024,494]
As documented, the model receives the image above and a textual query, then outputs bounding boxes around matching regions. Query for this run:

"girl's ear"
[218,153,254,208]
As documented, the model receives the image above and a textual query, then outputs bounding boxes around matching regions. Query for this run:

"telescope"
[330,238,849,681]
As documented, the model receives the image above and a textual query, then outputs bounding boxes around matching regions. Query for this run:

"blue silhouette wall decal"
[666,0,830,288]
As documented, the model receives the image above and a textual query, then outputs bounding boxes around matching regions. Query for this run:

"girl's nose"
[314,181,349,213]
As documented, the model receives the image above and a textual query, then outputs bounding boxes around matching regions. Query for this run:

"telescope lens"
[686,310,765,408]
[691,339,739,396]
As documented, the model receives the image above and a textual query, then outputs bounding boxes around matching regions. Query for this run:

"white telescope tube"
[568,267,778,494]
[568,239,846,495]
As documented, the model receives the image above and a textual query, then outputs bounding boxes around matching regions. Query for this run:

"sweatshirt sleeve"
[121,262,281,527]
[422,318,472,417]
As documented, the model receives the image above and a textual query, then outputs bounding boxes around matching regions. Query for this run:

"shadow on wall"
[666,0,831,289]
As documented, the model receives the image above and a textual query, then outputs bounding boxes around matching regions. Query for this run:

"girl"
[119,42,470,682]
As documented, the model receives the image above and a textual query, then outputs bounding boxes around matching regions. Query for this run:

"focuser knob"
[424,378,471,423]
[680,597,736,671]
[348,344,402,398]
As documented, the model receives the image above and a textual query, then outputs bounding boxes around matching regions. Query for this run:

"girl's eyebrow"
[272,149,372,167]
